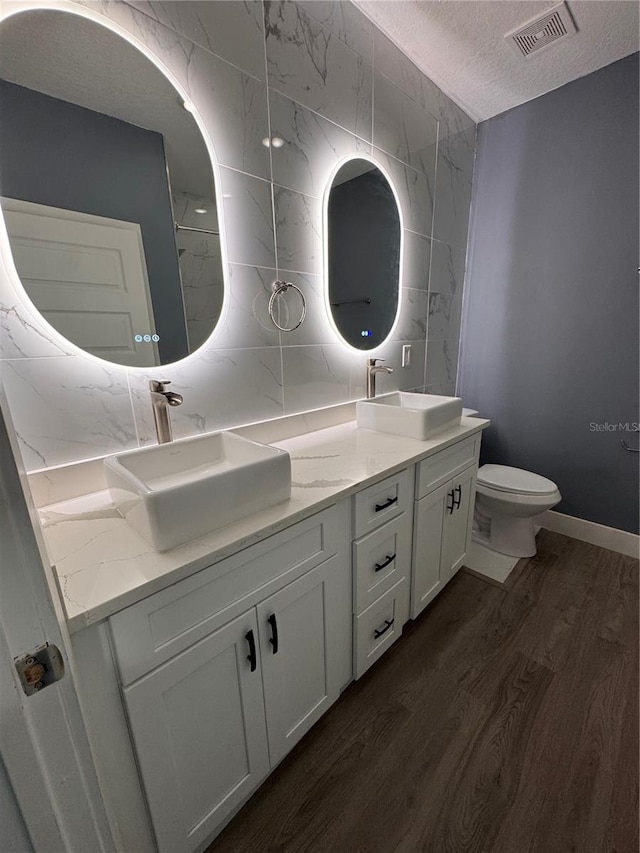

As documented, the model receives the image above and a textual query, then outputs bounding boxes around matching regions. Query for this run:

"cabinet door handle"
[373,618,395,639]
[245,630,257,672]
[447,489,455,514]
[267,614,279,654]
[374,553,396,572]
[453,485,462,510]
[375,496,398,512]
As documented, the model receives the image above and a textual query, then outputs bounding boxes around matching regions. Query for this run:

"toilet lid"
[478,464,557,496]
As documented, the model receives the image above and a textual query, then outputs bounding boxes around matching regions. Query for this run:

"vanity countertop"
[38,416,489,633]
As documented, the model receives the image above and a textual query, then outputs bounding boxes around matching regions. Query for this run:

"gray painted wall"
[459,53,639,534]
[0,80,187,362]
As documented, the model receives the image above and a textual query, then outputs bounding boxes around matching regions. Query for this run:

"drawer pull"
[447,489,455,514]
[453,485,462,510]
[375,496,398,512]
[373,619,395,639]
[245,630,257,672]
[374,553,396,572]
[267,614,279,654]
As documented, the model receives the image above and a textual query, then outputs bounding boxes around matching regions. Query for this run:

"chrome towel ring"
[269,280,307,332]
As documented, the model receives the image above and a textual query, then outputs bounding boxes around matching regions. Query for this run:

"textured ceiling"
[357,0,640,121]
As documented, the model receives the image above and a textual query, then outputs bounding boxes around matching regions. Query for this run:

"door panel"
[2,197,159,366]
[257,556,342,766]
[411,482,449,619]
[123,610,269,853]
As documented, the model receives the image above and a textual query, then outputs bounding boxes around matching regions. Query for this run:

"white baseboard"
[542,510,639,558]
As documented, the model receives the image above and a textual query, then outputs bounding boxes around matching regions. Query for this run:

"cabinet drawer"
[353,513,411,614]
[353,467,413,539]
[416,436,479,498]
[354,577,409,679]
[110,505,341,685]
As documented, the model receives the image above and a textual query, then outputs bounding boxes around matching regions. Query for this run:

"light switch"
[402,344,411,367]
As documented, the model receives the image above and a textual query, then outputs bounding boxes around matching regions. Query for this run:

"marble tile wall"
[0,0,476,470]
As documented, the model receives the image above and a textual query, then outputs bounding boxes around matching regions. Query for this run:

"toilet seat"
[477,464,557,496]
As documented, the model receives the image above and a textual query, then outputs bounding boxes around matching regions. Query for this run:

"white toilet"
[473,464,561,558]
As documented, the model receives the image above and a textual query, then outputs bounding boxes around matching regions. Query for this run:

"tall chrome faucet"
[149,380,183,444]
[366,358,393,399]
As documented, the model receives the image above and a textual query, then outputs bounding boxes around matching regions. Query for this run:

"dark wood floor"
[207,531,639,853]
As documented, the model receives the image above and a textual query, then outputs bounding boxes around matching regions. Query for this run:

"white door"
[1,197,159,366]
[411,482,449,618]
[257,555,343,767]
[0,393,115,853]
[441,467,476,585]
[123,609,270,853]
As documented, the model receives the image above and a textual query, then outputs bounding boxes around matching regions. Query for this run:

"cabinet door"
[123,610,269,853]
[441,466,476,586]
[257,555,345,766]
[411,482,449,619]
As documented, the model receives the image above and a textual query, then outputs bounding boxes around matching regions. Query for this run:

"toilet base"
[484,514,537,558]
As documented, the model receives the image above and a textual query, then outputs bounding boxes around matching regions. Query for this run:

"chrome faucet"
[366,358,393,399]
[149,380,183,444]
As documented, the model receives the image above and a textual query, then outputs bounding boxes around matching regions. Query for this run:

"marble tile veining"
[426,336,459,391]
[269,89,370,198]
[375,148,435,238]
[391,288,428,342]
[211,264,280,350]
[265,0,373,141]
[274,185,322,275]
[297,0,373,62]
[401,230,432,292]
[188,43,271,180]
[429,239,468,298]
[127,0,267,81]
[272,271,334,347]
[282,344,356,414]
[428,291,463,342]
[433,125,476,249]
[373,70,438,178]
[2,357,136,469]
[0,291,74,360]
[127,346,284,445]
[219,169,276,268]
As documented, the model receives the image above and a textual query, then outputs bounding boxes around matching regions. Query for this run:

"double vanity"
[35,397,488,853]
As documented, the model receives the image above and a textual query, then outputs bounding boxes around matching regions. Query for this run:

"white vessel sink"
[104,432,291,551]
[356,392,463,441]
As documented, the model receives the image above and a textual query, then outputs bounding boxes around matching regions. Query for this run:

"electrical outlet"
[402,344,411,367]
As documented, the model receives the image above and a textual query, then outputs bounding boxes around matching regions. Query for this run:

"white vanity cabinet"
[122,609,270,853]
[108,506,351,853]
[352,468,413,678]
[411,436,479,618]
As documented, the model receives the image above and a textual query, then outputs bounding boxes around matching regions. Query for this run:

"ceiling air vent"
[506,2,577,58]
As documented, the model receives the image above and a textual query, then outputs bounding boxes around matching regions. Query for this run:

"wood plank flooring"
[207,531,639,853]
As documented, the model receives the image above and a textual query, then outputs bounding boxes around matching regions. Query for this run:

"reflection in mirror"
[327,158,401,351]
[0,10,224,367]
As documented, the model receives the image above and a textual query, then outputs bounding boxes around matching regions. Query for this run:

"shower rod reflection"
[331,297,371,307]
[175,221,220,236]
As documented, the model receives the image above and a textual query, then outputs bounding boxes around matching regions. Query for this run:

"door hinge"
[15,643,65,696]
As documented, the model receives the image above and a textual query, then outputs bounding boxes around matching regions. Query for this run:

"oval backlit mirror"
[0,9,225,368]
[326,157,401,351]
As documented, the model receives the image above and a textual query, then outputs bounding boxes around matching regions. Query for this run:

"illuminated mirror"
[326,158,401,351]
[0,9,224,367]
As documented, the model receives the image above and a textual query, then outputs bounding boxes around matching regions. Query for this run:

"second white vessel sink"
[105,431,291,551]
[356,392,463,441]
